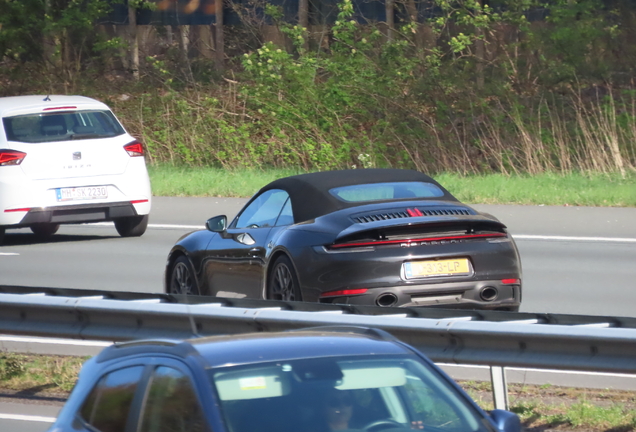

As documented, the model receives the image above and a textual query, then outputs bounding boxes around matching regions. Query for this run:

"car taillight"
[320,288,368,298]
[124,141,144,157]
[0,150,26,166]
[329,232,507,250]
[43,106,77,111]
[501,278,520,285]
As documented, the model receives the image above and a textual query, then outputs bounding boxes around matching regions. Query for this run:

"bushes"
[2,0,636,175]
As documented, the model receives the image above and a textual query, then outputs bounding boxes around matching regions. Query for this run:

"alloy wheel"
[271,262,296,301]
[171,261,195,295]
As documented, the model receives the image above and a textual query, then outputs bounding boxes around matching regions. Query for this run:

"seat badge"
[73,152,82,160]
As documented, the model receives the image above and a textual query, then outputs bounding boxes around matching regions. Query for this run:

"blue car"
[47,327,520,432]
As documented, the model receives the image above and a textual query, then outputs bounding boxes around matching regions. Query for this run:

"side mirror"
[206,215,227,232]
[490,409,521,432]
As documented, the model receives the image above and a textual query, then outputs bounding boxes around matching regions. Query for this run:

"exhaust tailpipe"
[480,286,499,302]
[376,293,398,307]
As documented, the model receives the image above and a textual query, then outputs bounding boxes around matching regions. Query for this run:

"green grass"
[148,165,636,207]
[0,353,87,394]
[462,381,636,431]
[436,172,636,207]
[512,400,636,431]
[147,165,306,198]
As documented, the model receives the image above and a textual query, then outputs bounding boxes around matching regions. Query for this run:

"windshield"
[2,110,125,143]
[330,182,445,203]
[210,355,492,432]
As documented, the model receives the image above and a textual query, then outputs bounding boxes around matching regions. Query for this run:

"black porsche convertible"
[165,169,522,310]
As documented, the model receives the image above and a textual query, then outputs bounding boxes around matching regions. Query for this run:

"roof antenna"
[43,95,51,101]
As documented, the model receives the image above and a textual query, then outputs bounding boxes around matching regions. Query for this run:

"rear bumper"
[320,279,521,310]
[297,236,522,309]
[2,201,148,227]
[0,161,152,226]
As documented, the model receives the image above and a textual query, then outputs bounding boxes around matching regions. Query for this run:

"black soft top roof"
[258,169,455,223]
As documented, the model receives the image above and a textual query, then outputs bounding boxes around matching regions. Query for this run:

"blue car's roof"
[190,330,411,368]
[96,329,413,368]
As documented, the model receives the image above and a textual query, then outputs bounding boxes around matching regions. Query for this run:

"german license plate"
[403,258,471,279]
[56,186,108,202]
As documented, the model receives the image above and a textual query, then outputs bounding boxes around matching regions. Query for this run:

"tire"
[267,255,302,302]
[169,255,199,295]
[114,214,149,237]
[30,223,60,237]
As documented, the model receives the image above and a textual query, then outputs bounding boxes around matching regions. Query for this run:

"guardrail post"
[490,366,509,410]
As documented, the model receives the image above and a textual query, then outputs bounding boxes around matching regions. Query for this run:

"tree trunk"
[62,28,72,77]
[405,0,425,50]
[196,25,215,59]
[385,0,395,42]
[299,0,309,51]
[179,25,195,83]
[179,25,190,54]
[128,5,140,80]
[475,0,485,89]
[215,0,224,71]
[43,0,58,69]
[475,27,485,89]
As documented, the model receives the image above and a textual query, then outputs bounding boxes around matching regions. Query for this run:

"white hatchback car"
[0,95,151,244]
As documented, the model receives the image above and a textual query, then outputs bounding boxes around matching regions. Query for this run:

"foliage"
[0,353,86,393]
[0,0,121,81]
[1,0,636,175]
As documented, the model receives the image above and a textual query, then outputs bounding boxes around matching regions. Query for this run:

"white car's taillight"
[124,141,144,157]
[0,150,26,166]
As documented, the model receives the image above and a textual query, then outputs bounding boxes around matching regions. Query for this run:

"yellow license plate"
[403,258,471,279]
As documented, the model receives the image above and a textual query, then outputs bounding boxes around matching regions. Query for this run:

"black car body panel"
[165,169,522,309]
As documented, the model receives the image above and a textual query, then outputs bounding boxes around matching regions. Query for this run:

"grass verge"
[463,381,636,431]
[2,353,636,431]
[0,353,87,395]
[147,166,636,207]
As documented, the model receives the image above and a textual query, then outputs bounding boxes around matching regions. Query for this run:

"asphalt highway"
[1,198,635,316]
[1,199,636,432]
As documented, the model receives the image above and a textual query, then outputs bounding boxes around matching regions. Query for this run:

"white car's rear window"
[2,110,125,143]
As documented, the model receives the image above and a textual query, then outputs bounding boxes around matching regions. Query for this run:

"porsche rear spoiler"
[334,214,508,243]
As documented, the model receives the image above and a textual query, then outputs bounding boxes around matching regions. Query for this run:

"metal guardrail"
[2,284,636,409]
[2,284,636,372]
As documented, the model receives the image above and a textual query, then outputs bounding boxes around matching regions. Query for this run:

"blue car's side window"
[139,366,206,432]
[79,366,145,432]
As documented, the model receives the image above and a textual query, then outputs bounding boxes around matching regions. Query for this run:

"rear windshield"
[2,110,125,143]
[330,182,445,202]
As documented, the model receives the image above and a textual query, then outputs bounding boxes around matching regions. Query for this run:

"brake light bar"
[320,288,368,298]
[124,141,144,157]
[130,199,149,204]
[329,232,507,249]
[43,106,77,111]
[0,150,26,166]
[5,208,31,213]
[501,278,520,285]
[406,208,423,217]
